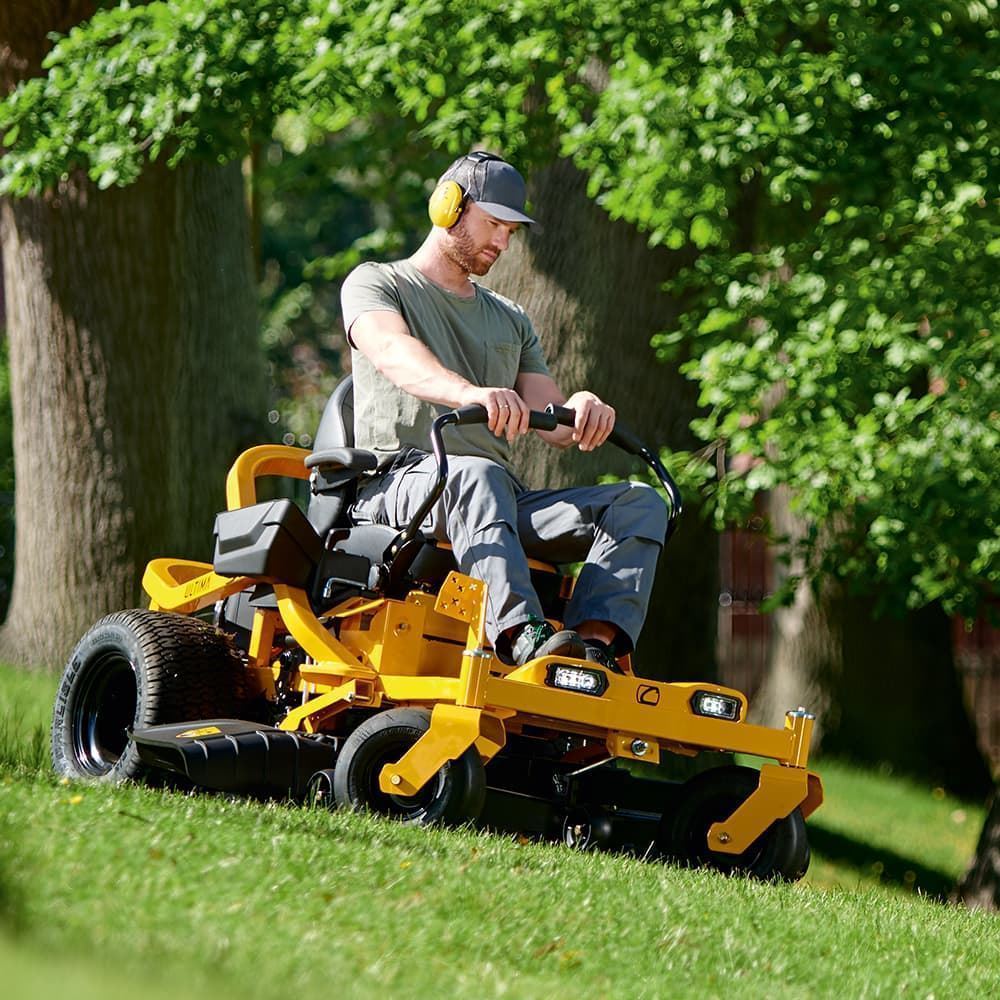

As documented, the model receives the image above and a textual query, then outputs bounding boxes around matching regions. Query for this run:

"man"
[341,151,667,670]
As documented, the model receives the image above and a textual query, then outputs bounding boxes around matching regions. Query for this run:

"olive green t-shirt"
[341,259,551,472]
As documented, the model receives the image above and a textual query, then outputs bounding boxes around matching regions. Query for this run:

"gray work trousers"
[351,452,669,649]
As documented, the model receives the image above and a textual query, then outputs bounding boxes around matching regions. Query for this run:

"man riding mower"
[51,381,823,882]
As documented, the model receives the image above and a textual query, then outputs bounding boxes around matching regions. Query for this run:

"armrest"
[304,447,379,473]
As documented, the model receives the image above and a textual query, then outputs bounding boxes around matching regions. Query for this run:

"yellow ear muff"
[428,179,465,229]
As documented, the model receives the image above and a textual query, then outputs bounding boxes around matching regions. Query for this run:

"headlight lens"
[691,690,741,721]
[545,664,609,696]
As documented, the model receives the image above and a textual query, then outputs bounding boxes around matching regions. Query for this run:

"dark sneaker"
[511,618,586,666]
[583,638,624,674]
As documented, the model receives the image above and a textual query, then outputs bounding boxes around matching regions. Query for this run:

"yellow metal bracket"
[248,609,276,669]
[279,680,365,733]
[378,704,506,797]
[801,770,824,821]
[785,709,815,768]
[607,731,661,765]
[433,572,487,649]
[707,764,822,854]
[458,647,492,707]
[273,584,367,668]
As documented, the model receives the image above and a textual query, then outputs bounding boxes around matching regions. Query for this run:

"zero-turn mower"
[52,376,822,881]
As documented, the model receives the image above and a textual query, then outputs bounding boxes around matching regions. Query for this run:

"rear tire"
[51,610,246,782]
[660,765,810,882]
[333,708,485,825]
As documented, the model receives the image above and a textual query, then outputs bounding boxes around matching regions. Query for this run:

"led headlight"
[691,690,741,721]
[545,664,609,696]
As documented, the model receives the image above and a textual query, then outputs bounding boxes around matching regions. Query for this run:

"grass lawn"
[2,665,996,999]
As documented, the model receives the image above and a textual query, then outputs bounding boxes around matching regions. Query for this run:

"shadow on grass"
[809,822,956,900]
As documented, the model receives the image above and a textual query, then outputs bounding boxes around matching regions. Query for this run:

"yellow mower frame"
[144,442,823,858]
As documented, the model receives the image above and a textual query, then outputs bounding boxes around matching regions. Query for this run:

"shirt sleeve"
[340,262,402,347]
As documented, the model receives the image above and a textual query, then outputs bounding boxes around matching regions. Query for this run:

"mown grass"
[1,665,996,999]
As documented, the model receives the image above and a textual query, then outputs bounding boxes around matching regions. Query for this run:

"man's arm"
[516,371,616,452]
[350,310,533,441]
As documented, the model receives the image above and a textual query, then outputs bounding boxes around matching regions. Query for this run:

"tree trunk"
[485,158,717,680]
[955,792,1000,911]
[0,6,266,668]
[753,487,839,738]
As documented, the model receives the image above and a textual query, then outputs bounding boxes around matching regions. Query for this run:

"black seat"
[305,374,379,537]
[305,376,453,596]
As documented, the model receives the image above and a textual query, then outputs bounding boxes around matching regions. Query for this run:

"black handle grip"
[451,404,489,425]
[449,404,557,432]
[530,411,559,431]
[546,404,577,427]
[544,404,645,456]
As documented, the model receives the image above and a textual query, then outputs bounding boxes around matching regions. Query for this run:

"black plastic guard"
[131,720,338,799]
[213,500,323,586]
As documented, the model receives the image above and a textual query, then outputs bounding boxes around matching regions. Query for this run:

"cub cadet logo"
[183,575,215,599]
[636,684,660,707]
[177,726,222,739]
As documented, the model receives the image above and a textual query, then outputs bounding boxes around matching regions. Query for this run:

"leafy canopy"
[2,0,998,617]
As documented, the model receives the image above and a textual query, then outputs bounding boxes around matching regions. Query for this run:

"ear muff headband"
[428,179,465,228]
[428,152,506,228]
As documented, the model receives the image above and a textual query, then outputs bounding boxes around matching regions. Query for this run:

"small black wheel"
[306,768,338,809]
[333,708,485,825]
[660,765,810,882]
[51,610,246,782]
[562,808,613,850]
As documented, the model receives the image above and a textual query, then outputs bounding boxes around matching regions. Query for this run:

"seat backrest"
[307,375,360,535]
[313,373,355,451]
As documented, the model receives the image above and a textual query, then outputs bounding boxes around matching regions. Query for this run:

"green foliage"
[2,0,997,617]
[626,1,1000,618]
[0,0,316,194]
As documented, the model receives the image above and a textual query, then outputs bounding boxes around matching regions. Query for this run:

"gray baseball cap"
[440,152,535,225]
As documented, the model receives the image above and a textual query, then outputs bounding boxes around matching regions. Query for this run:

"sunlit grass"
[1,664,996,998]
[0,665,55,774]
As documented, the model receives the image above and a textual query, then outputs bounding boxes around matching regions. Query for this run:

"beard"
[441,216,495,276]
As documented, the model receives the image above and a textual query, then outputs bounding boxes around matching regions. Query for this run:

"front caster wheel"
[660,765,810,882]
[332,708,485,826]
[306,768,338,809]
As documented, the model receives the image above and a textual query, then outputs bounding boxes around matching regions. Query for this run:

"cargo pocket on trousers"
[389,465,436,532]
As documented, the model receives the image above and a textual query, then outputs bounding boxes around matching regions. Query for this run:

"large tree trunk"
[0,5,266,669]
[752,487,839,738]
[486,159,717,680]
[955,792,1000,911]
